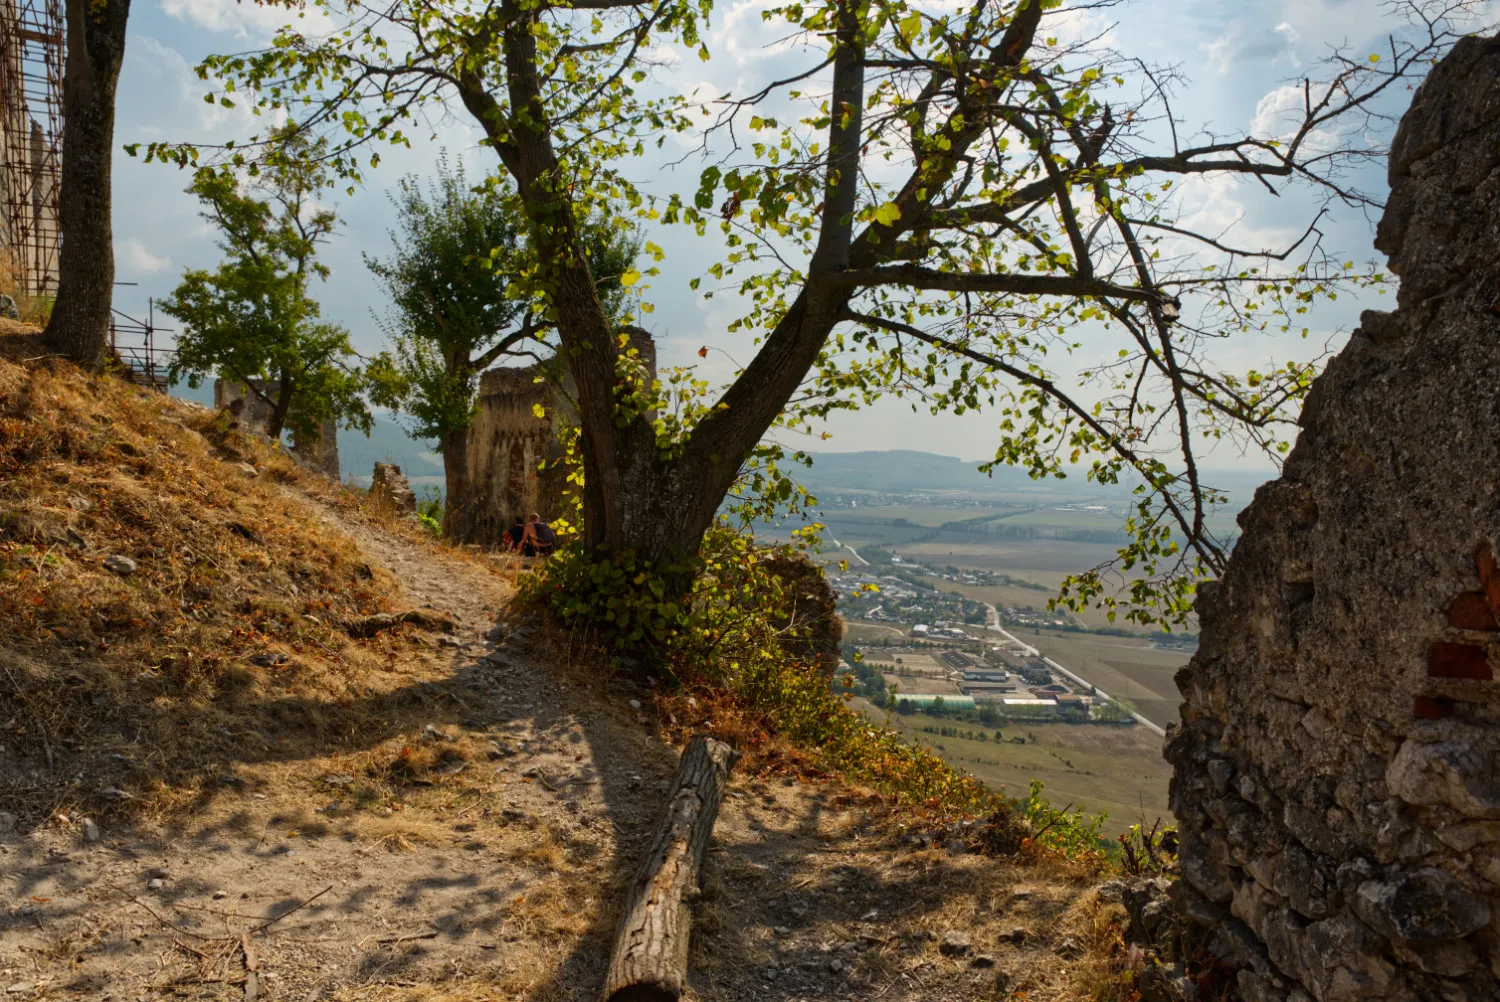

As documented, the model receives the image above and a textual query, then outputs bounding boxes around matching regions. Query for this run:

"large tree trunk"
[440,426,471,540]
[602,736,738,1002]
[42,0,132,371]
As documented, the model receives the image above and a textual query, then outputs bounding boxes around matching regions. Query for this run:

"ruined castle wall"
[213,378,339,480]
[460,329,655,546]
[1166,36,1500,1002]
[462,366,571,546]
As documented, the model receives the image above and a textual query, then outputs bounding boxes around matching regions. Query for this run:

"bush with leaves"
[520,520,1109,861]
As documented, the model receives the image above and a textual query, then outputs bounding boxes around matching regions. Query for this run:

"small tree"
[161,133,369,442]
[364,157,641,538]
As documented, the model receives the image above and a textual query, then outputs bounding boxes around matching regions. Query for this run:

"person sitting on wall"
[524,513,556,557]
[504,518,531,554]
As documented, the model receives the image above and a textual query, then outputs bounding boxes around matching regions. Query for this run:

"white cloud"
[124,36,264,137]
[158,0,328,39]
[1249,83,1303,138]
[118,238,172,275]
[1249,81,1342,156]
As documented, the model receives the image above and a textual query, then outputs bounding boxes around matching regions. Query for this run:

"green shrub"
[519,524,1111,858]
[416,486,443,536]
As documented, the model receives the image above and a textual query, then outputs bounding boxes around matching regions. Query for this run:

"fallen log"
[345,609,456,638]
[602,735,739,1002]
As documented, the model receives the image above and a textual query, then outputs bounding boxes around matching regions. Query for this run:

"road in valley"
[980,602,1167,738]
[827,536,869,568]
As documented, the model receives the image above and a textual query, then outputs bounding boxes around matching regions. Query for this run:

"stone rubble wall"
[368,462,417,519]
[1166,35,1500,1002]
[459,329,655,546]
[461,365,572,546]
[212,378,339,480]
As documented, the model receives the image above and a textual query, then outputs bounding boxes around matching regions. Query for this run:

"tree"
[43,0,132,370]
[160,134,369,442]
[145,0,1472,621]
[364,156,641,538]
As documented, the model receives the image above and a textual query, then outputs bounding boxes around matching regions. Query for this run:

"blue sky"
[113,0,1475,465]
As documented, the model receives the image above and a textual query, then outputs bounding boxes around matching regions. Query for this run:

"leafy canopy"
[136,0,1476,625]
[363,153,644,445]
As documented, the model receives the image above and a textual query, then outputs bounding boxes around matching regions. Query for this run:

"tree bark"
[265,372,294,440]
[440,426,471,540]
[42,0,132,371]
[602,736,738,1002]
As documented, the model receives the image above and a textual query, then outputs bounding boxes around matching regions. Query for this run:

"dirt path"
[1,489,1102,1002]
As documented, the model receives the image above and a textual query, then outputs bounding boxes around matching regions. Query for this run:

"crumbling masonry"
[457,331,656,545]
[460,365,573,546]
[1167,36,1500,1002]
[213,379,340,480]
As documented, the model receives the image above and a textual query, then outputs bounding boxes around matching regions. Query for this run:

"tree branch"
[840,264,1157,301]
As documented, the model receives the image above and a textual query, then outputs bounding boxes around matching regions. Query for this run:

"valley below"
[767,452,1254,837]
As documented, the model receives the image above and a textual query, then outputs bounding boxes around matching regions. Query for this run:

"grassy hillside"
[0,325,509,820]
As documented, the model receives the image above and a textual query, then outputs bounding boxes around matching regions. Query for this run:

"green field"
[857,703,1172,836]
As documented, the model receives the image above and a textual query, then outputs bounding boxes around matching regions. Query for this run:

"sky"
[110,0,1487,467]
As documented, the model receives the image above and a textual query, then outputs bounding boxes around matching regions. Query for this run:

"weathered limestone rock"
[1166,35,1500,1002]
[368,462,417,518]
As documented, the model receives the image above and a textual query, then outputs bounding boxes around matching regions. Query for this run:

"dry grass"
[0,332,503,823]
[1057,891,1139,1001]
[0,253,54,326]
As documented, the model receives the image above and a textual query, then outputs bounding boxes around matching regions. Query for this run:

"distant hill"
[795,449,1273,508]
[172,381,1272,509]
[339,413,442,488]
[794,449,1045,494]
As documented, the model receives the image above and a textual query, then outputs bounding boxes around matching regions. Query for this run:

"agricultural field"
[859,652,946,674]
[854,703,1172,837]
[878,672,957,695]
[1005,627,1190,728]
[915,577,1085,625]
[841,621,910,644]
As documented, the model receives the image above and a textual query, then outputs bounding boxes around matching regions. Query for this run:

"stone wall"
[461,366,572,546]
[459,329,655,546]
[213,378,339,480]
[368,462,417,519]
[1166,36,1500,1002]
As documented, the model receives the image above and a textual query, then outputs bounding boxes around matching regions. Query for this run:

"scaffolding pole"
[0,0,64,300]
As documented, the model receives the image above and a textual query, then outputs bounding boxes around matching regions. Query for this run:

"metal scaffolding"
[0,0,63,299]
[109,299,176,393]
